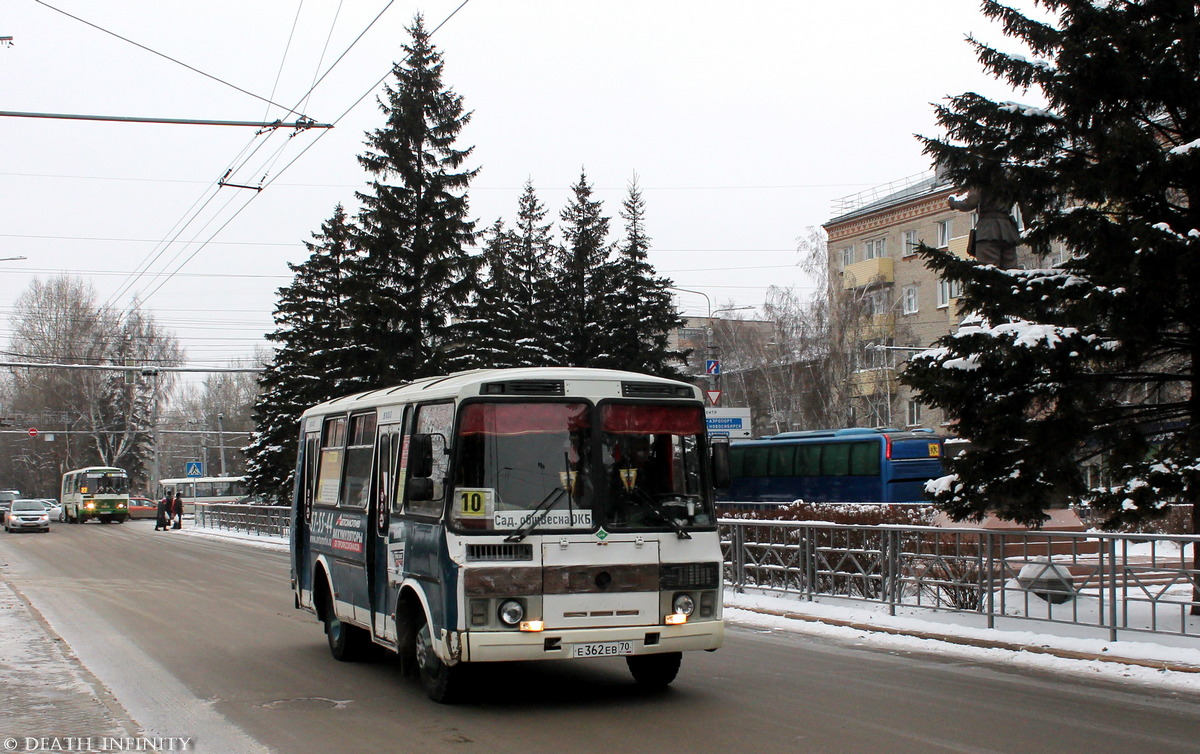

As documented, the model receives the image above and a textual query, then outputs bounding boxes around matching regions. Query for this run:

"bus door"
[294,422,321,603]
[339,412,377,625]
[370,410,407,645]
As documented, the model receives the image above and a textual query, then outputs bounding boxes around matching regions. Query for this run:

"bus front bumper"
[463,620,724,663]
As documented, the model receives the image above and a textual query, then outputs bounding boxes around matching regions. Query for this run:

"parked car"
[127,497,158,520]
[37,499,62,522]
[0,489,19,524]
[5,499,51,533]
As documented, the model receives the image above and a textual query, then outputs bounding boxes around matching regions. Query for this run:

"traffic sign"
[706,390,722,406]
[705,360,721,375]
[27,427,37,438]
[185,461,204,478]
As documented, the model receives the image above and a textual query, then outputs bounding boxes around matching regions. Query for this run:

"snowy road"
[1,520,1198,753]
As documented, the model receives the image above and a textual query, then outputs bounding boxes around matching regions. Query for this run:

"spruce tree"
[902,0,1200,534]
[550,170,616,367]
[352,14,479,380]
[458,181,559,368]
[508,181,561,366]
[605,177,685,377]
[457,219,516,368]
[245,204,365,500]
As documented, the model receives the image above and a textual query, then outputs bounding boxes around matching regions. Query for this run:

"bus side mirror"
[710,436,731,489]
[409,434,434,478]
[407,477,434,502]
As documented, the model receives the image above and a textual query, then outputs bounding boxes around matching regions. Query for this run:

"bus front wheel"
[415,618,462,703]
[626,652,682,689]
[320,588,369,662]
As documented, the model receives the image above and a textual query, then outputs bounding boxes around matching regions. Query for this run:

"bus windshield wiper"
[626,488,692,540]
[504,487,566,543]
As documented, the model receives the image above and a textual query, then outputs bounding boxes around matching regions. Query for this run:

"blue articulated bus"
[722,428,945,504]
[291,367,729,703]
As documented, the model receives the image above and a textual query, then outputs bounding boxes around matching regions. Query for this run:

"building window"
[841,245,854,267]
[864,237,886,260]
[902,230,919,258]
[936,220,952,248]
[867,289,889,316]
[937,278,963,308]
[901,285,919,315]
[906,401,923,427]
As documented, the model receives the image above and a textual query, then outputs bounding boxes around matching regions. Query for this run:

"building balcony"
[842,257,894,289]
[847,367,899,398]
[851,314,895,342]
[948,234,971,259]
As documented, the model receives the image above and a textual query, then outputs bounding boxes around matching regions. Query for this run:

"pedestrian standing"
[155,493,170,531]
[171,491,183,530]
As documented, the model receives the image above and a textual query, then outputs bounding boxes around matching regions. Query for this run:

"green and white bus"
[292,367,729,702]
[61,467,130,524]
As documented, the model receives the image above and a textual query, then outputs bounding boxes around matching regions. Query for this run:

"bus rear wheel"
[415,618,462,703]
[626,652,682,689]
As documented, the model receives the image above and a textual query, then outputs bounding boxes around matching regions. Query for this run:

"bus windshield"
[84,472,129,495]
[453,401,593,531]
[601,404,713,531]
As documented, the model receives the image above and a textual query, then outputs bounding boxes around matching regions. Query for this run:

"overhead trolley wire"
[32,0,310,120]
[131,0,472,308]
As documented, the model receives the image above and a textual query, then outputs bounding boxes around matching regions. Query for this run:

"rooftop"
[827,171,953,225]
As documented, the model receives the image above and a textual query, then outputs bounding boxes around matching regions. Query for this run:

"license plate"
[571,641,634,658]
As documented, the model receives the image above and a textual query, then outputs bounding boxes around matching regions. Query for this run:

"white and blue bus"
[291,367,729,702]
[721,428,946,504]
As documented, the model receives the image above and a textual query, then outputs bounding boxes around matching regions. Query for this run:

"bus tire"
[415,615,462,704]
[626,652,682,689]
[319,585,369,662]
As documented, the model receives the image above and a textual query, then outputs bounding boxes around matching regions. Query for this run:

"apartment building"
[823,172,1039,430]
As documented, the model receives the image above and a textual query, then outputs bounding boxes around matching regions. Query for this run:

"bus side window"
[849,442,881,476]
[315,416,347,506]
[406,403,452,517]
[340,412,377,508]
[302,432,320,522]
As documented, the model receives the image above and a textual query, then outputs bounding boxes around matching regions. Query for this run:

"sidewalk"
[0,578,139,742]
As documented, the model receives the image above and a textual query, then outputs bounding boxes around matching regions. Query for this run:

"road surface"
[1,520,1197,753]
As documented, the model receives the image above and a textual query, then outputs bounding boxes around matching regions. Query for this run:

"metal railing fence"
[195,503,290,539]
[720,518,1200,642]
[190,505,1199,641]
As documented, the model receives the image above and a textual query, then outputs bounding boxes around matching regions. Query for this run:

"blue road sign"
[706,359,721,375]
[185,461,204,478]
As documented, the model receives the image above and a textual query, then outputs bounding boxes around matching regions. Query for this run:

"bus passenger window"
[340,413,377,508]
[315,416,347,506]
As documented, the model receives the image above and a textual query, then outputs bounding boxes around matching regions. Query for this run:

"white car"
[38,499,63,522]
[5,499,51,533]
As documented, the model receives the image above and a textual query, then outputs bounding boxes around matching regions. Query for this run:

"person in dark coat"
[171,491,183,529]
[155,494,171,531]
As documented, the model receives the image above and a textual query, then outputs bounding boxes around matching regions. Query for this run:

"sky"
[1,1,1042,374]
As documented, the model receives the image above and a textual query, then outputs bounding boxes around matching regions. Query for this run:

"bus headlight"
[498,599,525,627]
[672,593,696,617]
[85,502,95,510]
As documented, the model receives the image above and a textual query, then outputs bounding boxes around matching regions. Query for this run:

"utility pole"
[217,413,227,477]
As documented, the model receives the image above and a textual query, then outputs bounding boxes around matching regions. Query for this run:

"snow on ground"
[178,523,1200,695]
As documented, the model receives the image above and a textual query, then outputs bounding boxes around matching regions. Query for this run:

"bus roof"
[64,466,126,475]
[299,367,702,419]
[737,428,940,444]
